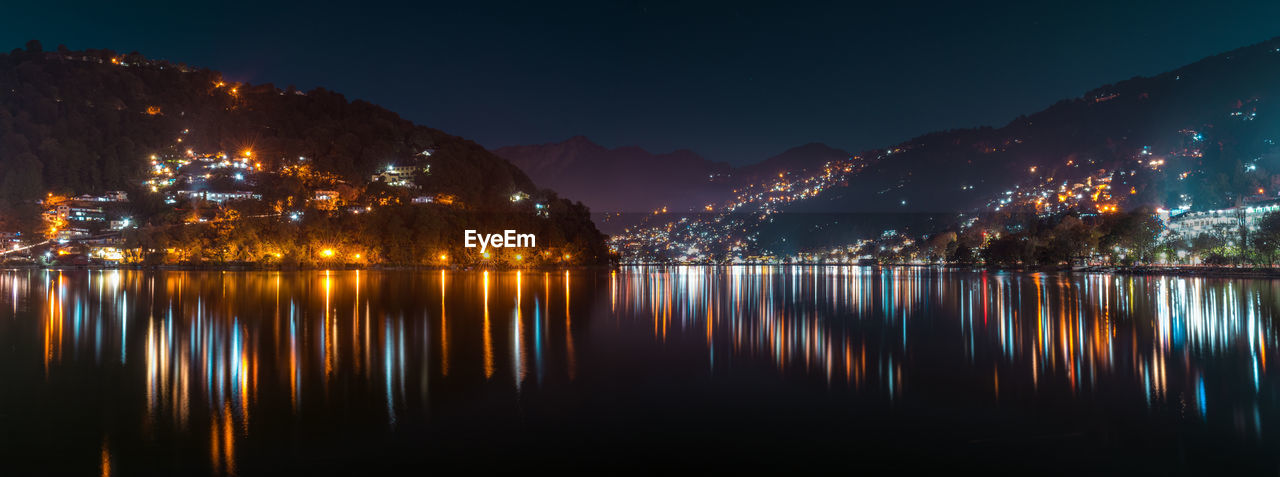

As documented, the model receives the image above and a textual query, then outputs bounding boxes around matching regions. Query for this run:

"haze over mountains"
[494,137,850,213]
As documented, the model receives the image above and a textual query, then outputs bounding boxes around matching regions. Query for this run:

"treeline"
[863,207,1280,268]
[123,199,611,267]
[863,208,1164,267]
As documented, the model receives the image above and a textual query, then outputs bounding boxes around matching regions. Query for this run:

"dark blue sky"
[5,1,1280,165]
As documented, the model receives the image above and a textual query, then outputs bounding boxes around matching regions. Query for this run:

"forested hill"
[0,42,535,207]
[0,41,610,266]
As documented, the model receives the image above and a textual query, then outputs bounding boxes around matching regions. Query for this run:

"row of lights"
[312,249,570,262]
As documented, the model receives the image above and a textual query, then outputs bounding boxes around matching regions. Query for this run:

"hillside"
[788,36,1280,215]
[734,143,851,181]
[494,137,851,213]
[608,35,1280,261]
[0,41,609,266]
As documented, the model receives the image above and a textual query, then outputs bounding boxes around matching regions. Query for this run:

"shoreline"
[0,263,613,272]
[5,262,1280,279]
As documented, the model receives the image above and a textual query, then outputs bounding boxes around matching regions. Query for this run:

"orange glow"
[319,249,335,258]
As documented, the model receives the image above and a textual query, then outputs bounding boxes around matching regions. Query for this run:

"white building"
[1166,200,1280,238]
[371,164,423,188]
[313,190,340,201]
[177,190,261,204]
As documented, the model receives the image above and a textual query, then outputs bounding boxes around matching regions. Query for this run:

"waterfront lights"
[438,253,448,261]
[515,254,522,261]
[320,249,335,258]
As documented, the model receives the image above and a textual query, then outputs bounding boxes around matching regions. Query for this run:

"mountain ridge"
[494,136,852,213]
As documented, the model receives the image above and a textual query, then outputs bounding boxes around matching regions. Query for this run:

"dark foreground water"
[1,267,1279,474]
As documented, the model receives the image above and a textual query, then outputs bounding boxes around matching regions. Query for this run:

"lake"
[1,266,1278,473]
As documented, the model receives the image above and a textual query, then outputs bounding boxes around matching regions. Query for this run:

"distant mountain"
[494,137,852,213]
[494,136,732,213]
[736,143,851,180]
[787,36,1280,215]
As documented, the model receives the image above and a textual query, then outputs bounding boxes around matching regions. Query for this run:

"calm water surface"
[1,266,1279,473]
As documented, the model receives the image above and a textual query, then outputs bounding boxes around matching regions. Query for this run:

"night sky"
[5,1,1280,165]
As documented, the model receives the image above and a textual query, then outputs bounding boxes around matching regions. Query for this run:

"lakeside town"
[0,138,573,268]
[0,43,618,268]
[608,149,1280,268]
[7,135,1280,270]
[5,42,1280,271]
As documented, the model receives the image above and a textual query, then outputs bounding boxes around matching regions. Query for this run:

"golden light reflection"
[483,270,494,379]
[4,266,1280,470]
[608,266,1279,418]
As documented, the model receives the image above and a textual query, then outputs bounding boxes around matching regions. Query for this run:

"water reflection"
[608,266,1278,432]
[2,266,1279,472]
